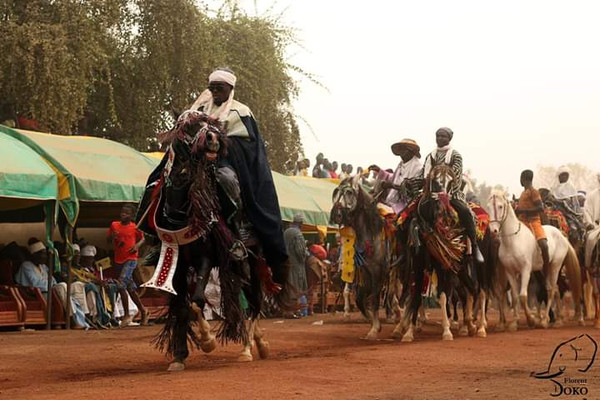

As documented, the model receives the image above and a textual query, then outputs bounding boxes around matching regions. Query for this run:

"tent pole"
[65,229,73,330]
[45,223,55,330]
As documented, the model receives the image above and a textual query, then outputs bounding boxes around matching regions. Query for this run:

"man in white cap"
[553,166,582,214]
[369,138,423,214]
[16,238,89,329]
[189,67,288,285]
[553,166,586,242]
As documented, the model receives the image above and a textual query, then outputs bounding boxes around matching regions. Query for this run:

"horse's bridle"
[490,194,522,237]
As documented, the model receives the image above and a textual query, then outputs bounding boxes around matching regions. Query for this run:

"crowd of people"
[0,204,150,330]
[293,153,361,180]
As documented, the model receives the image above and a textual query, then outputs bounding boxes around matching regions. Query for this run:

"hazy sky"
[237,0,600,193]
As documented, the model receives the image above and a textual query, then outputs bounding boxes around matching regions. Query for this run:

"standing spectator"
[339,163,349,180]
[346,164,354,177]
[321,159,333,178]
[312,153,325,178]
[283,214,308,317]
[107,204,148,326]
[330,161,339,179]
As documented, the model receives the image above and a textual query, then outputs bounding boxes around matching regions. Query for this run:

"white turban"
[28,241,46,255]
[72,244,81,253]
[557,165,571,176]
[209,70,236,87]
[81,245,97,257]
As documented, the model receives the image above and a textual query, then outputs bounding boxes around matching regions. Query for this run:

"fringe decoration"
[151,302,202,358]
[212,219,247,344]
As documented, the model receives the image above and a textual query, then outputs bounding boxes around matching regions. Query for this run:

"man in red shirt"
[107,204,148,326]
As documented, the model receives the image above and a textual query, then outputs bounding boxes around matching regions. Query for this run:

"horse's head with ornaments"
[160,110,227,161]
[487,189,514,235]
[330,175,370,225]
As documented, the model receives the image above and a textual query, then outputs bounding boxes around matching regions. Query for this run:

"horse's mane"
[490,188,507,200]
[354,183,383,239]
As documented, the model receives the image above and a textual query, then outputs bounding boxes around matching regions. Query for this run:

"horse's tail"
[564,243,583,318]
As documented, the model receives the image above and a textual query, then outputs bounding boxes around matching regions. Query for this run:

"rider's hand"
[381,181,393,190]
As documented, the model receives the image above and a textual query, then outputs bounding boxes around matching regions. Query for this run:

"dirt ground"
[1,310,599,400]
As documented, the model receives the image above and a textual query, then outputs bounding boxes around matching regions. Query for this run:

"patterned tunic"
[410,147,466,201]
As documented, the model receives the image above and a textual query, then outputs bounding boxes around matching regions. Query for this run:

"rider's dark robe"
[136,110,288,284]
[224,113,288,281]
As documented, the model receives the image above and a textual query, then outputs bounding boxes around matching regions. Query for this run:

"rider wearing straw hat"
[369,138,422,214]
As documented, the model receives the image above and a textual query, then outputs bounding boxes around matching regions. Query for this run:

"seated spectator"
[71,244,112,329]
[16,238,90,329]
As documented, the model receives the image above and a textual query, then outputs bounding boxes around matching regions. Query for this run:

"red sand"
[1,311,599,400]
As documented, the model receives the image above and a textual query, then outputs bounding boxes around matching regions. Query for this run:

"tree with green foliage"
[0,0,305,173]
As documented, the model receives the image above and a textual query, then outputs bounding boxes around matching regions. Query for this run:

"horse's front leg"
[253,318,270,359]
[190,303,217,353]
[476,291,488,338]
[343,283,352,319]
[466,292,477,336]
[440,291,453,341]
[517,268,537,328]
[496,288,508,332]
[505,273,521,331]
[365,295,382,340]
[238,318,256,362]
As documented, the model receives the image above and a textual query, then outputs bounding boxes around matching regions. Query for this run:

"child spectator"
[107,204,148,326]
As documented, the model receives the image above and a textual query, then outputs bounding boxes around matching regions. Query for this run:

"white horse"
[487,190,583,330]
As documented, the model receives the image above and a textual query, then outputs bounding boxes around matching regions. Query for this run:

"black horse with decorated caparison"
[136,110,292,371]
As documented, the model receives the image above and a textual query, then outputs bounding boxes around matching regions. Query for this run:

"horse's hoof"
[495,323,506,333]
[450,321,460,331]
[477,328,487,338]
[401,333,414,343]
[257,340,270,359]
[458,326,469,337]
[343,313,351,321]
[392,329,404,339]
[508,321,518,332]
[468,324,477,337]
[442,332,454,341]
[552,319,564,328]
[365,331,378,341]
[167,362,185,372]
[415,322,423,333]
[238,353,253,362]
[200,337,217,354]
